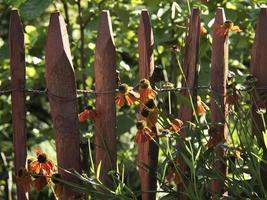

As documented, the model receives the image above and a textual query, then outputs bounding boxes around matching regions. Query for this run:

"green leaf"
[20,0,52,20]
[0,43,8,60]
[4,0,26,7]
[176,93,191,107]
[171,2,181,19]
[263,130,267,149]
[96,160,102,180]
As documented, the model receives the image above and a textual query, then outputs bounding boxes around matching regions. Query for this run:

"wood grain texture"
[176,8,200,199]
[9,10,27,200]
[179,8,200,139]
[94,10,117,189]
[138,9,158,200]
[250,8,267,188]
[210,8,229,197]
[45,12,81,200]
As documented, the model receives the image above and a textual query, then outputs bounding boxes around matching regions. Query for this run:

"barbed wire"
[0,85,267,96]
[0,85,267,98]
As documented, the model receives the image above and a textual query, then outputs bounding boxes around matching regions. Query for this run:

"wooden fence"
[6,6,267,200]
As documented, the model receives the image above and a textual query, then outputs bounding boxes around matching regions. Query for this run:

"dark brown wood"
[94,10,117,189]
[138,9,158,200]
[176,8,200,199]
[250,8,267,189]
[45,12,81,199]
[9,10,27,200]
[210,8,228,197]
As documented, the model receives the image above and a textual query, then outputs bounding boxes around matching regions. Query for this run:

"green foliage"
[1,0,267,199]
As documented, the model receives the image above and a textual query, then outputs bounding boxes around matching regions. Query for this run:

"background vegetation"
[1,0,267,199]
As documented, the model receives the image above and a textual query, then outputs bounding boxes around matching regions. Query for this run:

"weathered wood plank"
[138,9,158,200]
[9,9,27,200]
[45,12,81,199]
[177,8,200,199]
[250,8,267,189]
[94,10,117,189]
[210,8,228,197]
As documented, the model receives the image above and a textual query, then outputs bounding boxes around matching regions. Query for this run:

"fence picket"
[250,7,267,188]
[94,10,117,189]
[45,12,82,199]
[176,8,200,199]
[9,10,27,200]
[138,9,158,200]
[210,8,229,197]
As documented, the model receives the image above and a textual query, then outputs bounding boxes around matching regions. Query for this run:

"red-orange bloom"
[33,176,49,191]
[139,79,157,102]
[169,118,183,133]
[134,120,155,143]
[78,106,97,122]
[29,148,54,177]
[200,24,207,35]
[140,99,158,127]
[115,84,140,108]
[215,20,241,38]
[16,168,32,193]
[197,96,209,114]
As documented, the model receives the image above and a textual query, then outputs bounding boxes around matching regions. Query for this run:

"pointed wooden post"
[138,9,158,200]
[9,10,27,200]
[177,8,200,199]
[210,8,229,197]
[250,8,267,188]
[45,12,82,199]
[94,10,117,189]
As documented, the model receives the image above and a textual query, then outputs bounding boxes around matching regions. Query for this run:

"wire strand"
[0,85,267,97]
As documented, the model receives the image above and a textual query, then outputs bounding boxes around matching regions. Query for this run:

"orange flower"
[200,24,207,35]
[29,148,54,177]
[139,79,157,102]
[215,20,241,37]
[169,118,183,133]
[16,168,32,193]
[52,173,63,198]
[134,120,155,143]
[140,99,158,127]
[197,96,209,114]
[33,176,49,191]
[78,106,97,122]
[115,84,140,108]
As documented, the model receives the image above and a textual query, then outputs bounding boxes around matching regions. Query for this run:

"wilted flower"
[169,118,183,133]
[215,20,241,38]
[134,120,155,143]
[32,176,49,191]
[115,83,139,108]
[140,99,158,127]
[139,79,157,102]
[16,168,32,193]
[78,106,97,122]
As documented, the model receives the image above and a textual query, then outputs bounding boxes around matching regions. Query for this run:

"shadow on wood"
[94,10,117,190]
